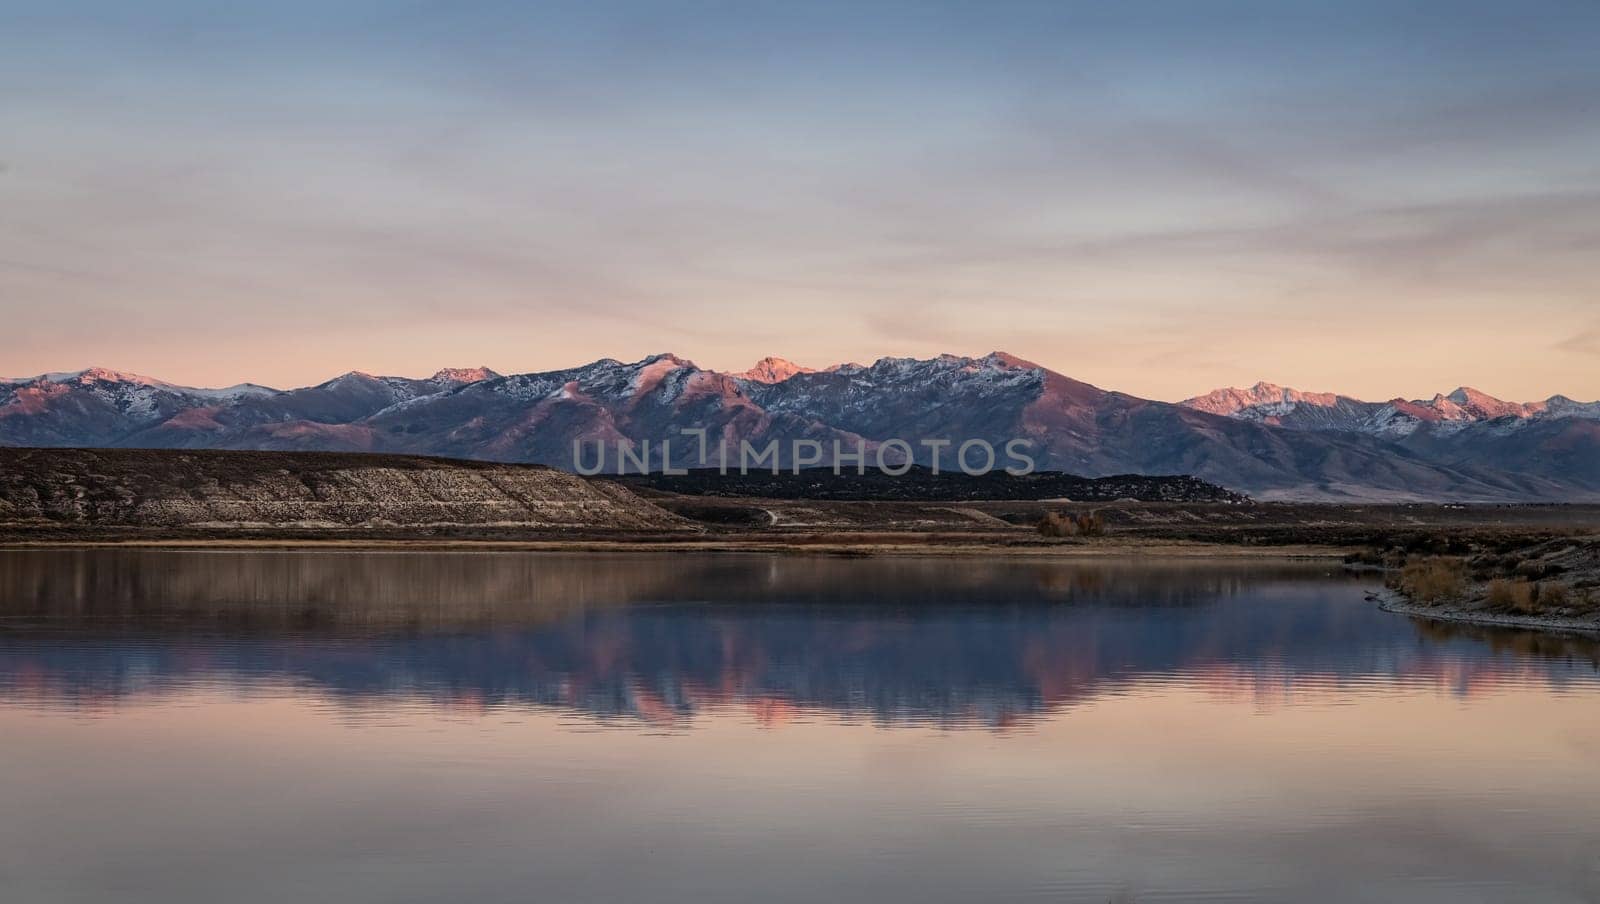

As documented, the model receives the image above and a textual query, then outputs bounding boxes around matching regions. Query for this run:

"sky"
[3,0,1598,402]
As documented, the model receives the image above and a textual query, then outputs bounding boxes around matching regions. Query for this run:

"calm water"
[1,551,1598,903]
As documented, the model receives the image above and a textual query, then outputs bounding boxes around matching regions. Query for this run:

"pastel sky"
[3,0,1598,401]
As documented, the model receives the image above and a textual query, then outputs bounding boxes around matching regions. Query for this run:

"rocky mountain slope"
[3,357,1597,502]
[0,447,681,530]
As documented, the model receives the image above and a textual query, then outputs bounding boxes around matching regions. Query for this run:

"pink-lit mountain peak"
[0,367,174,388]
[74,366,164,385]
[1440,386,1545,420]
[627,353,700,397]
[982,351,1043,370]
[431,366,502,385]
[1182,382,1353,417]
[641,352,695,368]
[735,357,817,384]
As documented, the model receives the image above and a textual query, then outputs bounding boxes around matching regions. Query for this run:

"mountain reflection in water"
[2,550,1595,727]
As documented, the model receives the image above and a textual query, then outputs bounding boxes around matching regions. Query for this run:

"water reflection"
[5,551,1600,904]
[2,551,1595,727]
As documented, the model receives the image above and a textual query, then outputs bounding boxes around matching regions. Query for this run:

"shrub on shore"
[1037,510,1105,539]
[1576,586,1598,612]
[1487,578,1538,613]
[1396,557,1467,605]
[1345,548,1389,567]
[1037,511,1073,538]
[1539,582,1569,609]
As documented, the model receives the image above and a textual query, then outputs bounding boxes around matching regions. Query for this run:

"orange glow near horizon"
[7,318,1598,406]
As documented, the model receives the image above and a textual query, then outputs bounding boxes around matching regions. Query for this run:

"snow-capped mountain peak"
[13,367,278,398]
[0,367,175,388]
[735,357,816,384]
[430,367,501,385]
[73,367,164,385]
[1180,382,1354,421]
[1442,386,1545,420]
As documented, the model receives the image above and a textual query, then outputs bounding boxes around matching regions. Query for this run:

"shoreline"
[0,535,1351,559]
[1371,587,1600,636]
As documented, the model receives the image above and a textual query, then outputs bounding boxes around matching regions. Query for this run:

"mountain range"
[3,356,1597,502]
[1182,381,1600,437]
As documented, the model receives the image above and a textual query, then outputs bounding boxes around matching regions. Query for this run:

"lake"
[1,550,1598,903]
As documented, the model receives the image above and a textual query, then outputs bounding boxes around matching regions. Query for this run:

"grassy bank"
[1369,537,1600,632]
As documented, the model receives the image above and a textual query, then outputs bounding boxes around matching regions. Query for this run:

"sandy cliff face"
[0,448,682,530]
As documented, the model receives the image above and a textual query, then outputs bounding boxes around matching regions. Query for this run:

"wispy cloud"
[1556,325,1600,357]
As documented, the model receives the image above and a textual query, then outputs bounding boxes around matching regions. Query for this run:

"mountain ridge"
[1181,380,1599,437]
[4,355,1598,502]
